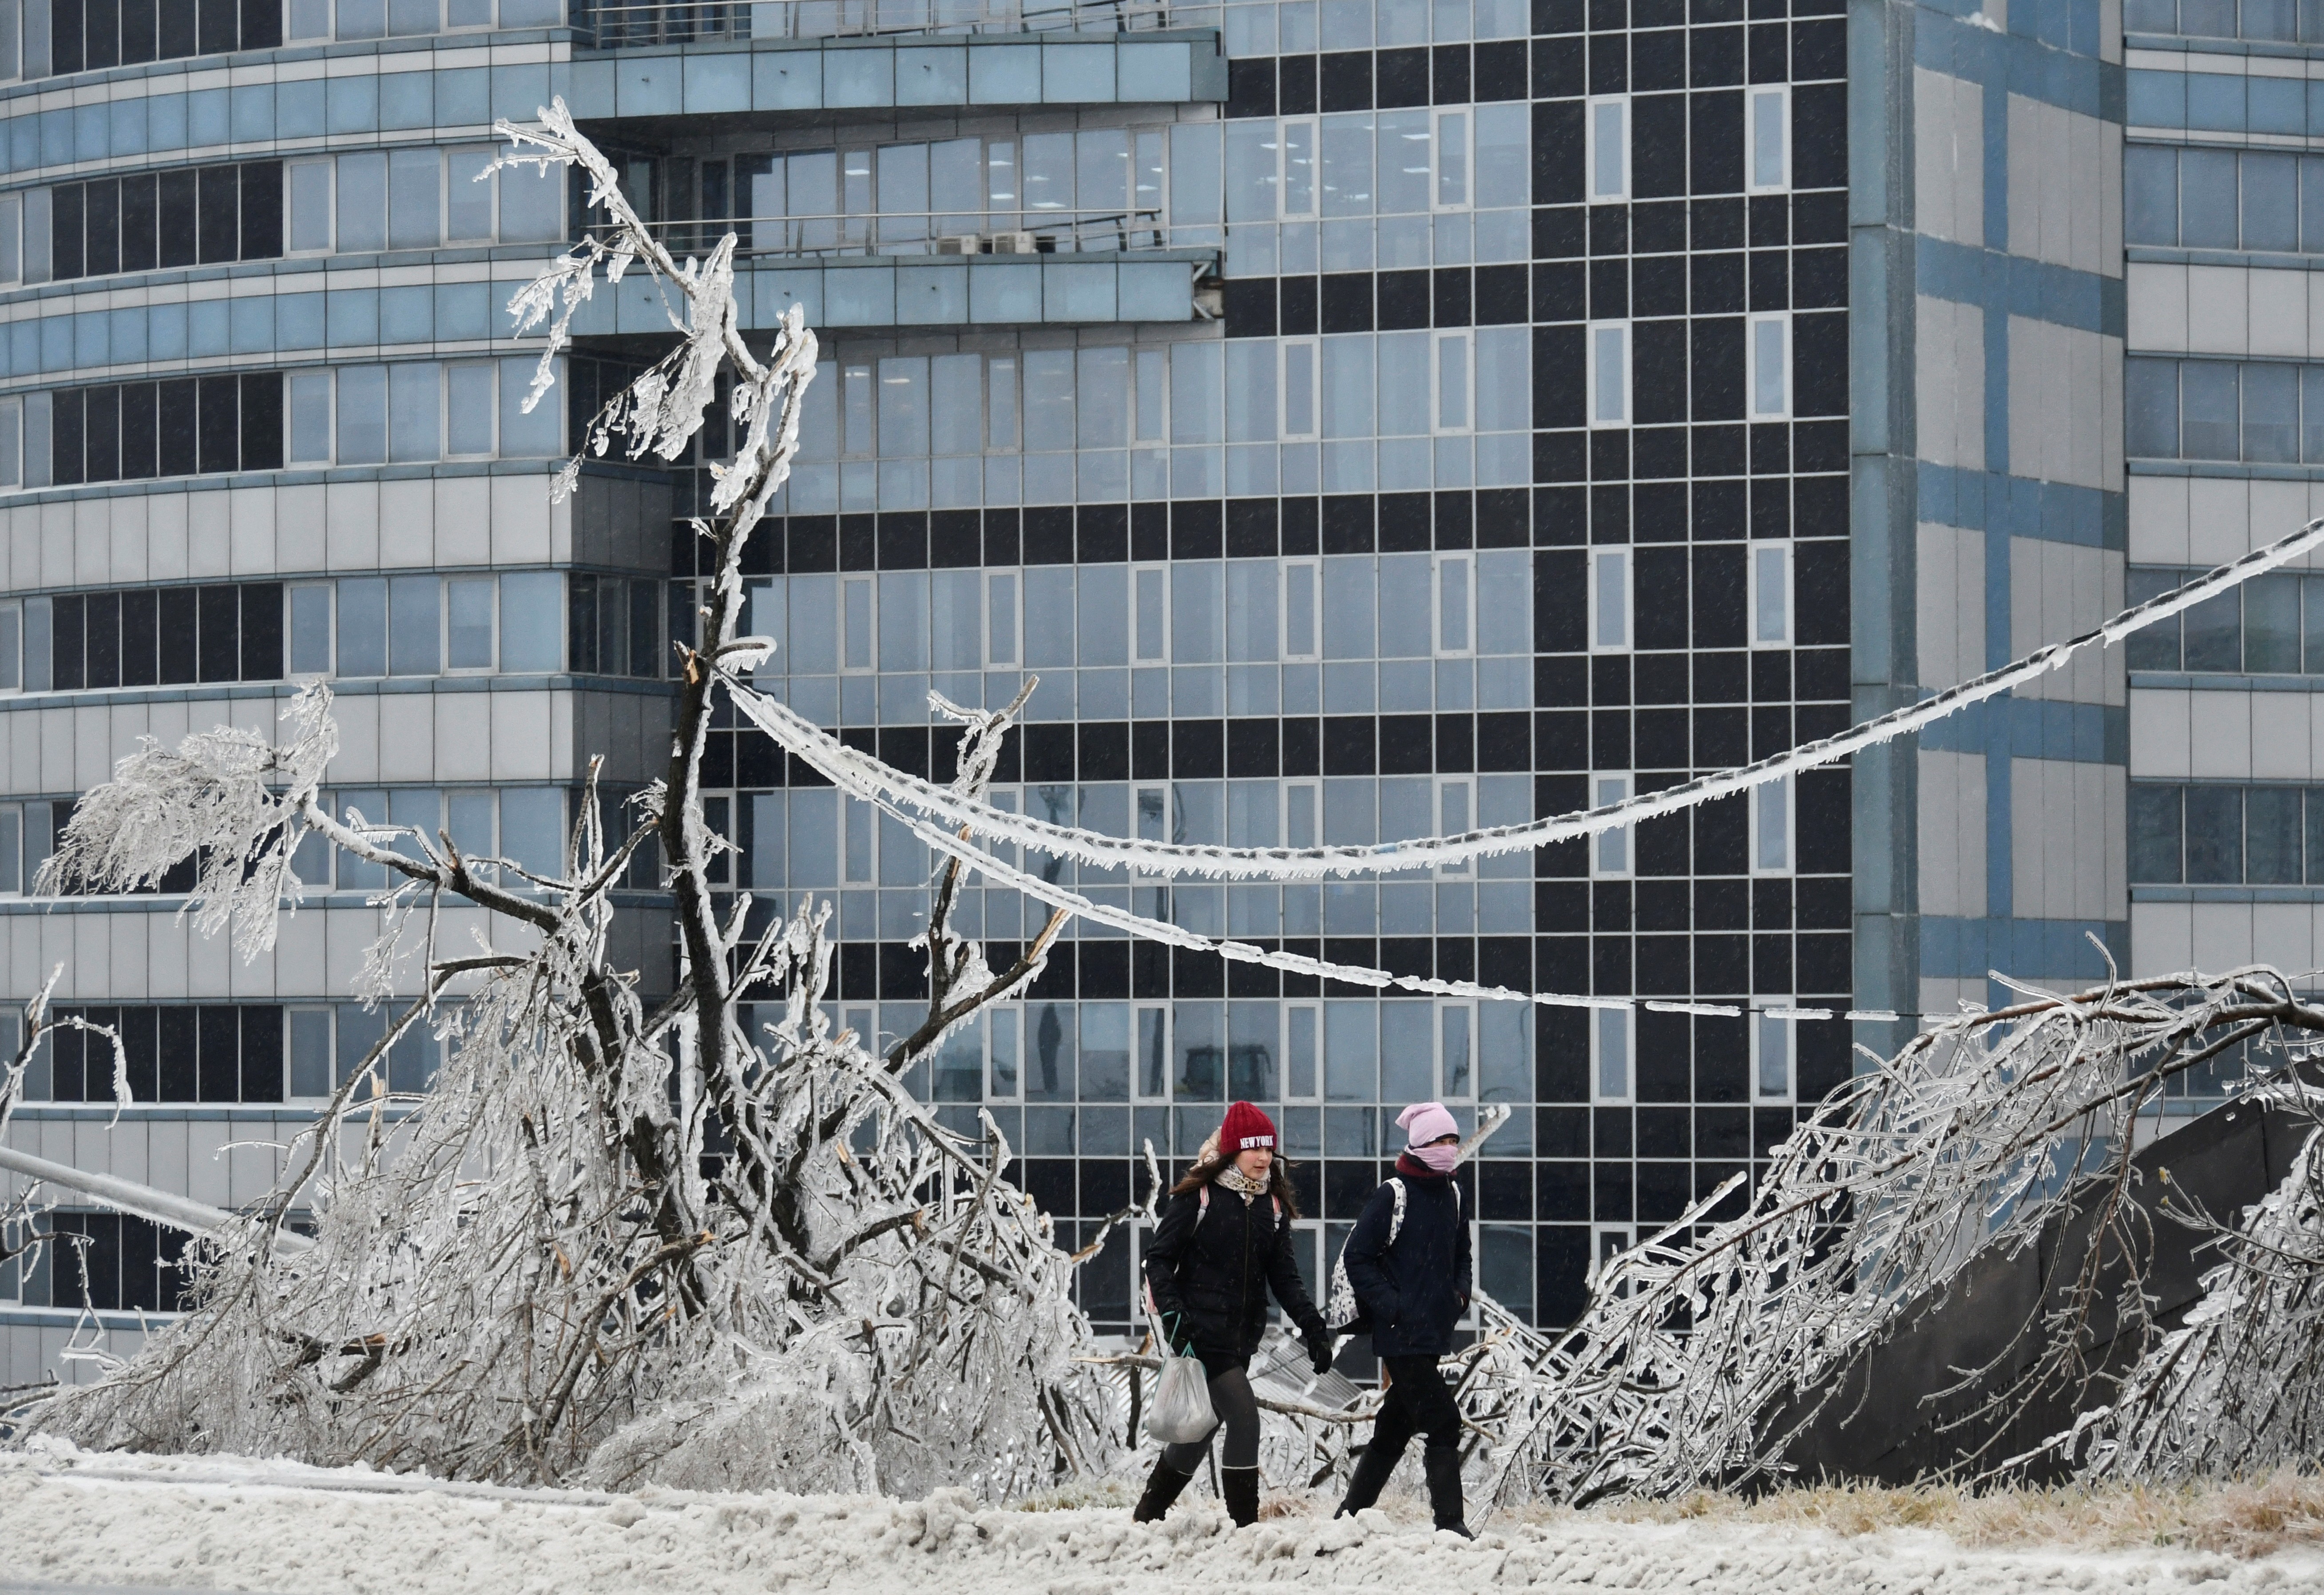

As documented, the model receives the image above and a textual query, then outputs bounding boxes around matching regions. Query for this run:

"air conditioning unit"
[985,230,1039,254]
[936,234,980,255]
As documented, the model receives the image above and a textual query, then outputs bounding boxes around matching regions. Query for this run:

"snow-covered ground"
[3,1446,2319,1595]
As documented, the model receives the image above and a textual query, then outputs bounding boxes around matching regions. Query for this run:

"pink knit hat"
[1396,1101,1460,1149]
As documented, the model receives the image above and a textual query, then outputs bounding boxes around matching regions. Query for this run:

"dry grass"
[1569,1472,2324,1558]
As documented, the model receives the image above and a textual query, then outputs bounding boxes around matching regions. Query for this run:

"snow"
[1,1447,2316,1595]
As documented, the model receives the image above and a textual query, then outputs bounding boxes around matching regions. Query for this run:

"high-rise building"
[0,0,2164,1385]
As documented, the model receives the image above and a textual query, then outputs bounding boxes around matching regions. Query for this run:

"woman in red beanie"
[1133,1100,1333,1528]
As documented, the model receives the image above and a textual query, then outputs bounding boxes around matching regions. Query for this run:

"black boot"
[1333,1439,1402,1518]
[1422,1444,1474,1538]
[1132,1456,1196,1523]
[1221,1465,1261,1528]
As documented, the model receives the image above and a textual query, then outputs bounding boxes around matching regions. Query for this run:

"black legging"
[1368,1353,1463,1461]
[1161,1353,1261,1472]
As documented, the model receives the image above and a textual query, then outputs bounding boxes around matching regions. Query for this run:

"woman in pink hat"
[1133,1099,1333,1529]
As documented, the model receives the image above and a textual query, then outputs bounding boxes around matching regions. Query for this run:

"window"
[2127,356,2324,463]
[1434,330,1472,433]
[1134,1003,1171,1101]
[1436,776,1472,875]
[1434,554,1473,655]
[1748,313,1791,419]
[2123,0,2324,48]
[1750,541,1793,646]
[1593,1225,1635,1294]
[1438,1000,1475,1099]
[1283,1002,1321,1101]
[1590,548,1632,652]
[1281,118,1318,219]
[1587,96,1630,202]
[1134,564,1170,663]
[986,571,1019,666]
[1754,1007,1796,1102]
[1591,772,1634,878]
[2130,782,2324,884]
[1588,321,1630,427]
[841,576,875,671]
[27,1004,288,1105]
[47,162,282,282]
[41,0,282,80]
[31,375,280,488]
[1591,1006,1633,1103]
[19,582,283,690]
[0,598,17,690]
[1283,558,1320,660]
[1281,339,1320,440]
[1747,87,1791,194]
[1432,108,1471,211]
[1752,776,1793,874]
[1284,780,1319,849]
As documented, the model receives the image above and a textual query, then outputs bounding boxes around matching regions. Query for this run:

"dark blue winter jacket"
[1341,1156,1471,1358]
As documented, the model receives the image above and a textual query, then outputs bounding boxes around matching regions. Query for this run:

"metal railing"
[604,208,1172,259]
[574,0,1216,46]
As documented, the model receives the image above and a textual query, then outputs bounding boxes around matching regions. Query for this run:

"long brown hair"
[1170,1141,1303,1219]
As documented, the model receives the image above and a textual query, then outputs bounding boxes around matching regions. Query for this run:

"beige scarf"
[1215,1163,1269,1201]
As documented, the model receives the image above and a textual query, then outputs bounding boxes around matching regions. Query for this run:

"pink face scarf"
[1396,1101,1461,1172]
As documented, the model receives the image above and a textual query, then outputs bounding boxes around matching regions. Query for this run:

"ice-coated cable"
[730,519,2324,884]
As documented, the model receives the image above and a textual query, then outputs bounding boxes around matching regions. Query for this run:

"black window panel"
[630,576,659,676]
[238,0,278,48]
[239,372,282,471]
[158,1005,198,1099]
[196,166,238,264]
[196,1006,238,1102]
[87,0,122,69]
[85,179,121,278]
[52,183,86,282]
[118,1215,161,1310]
[49,1014,85,1100]
[84,384,121,484]
[122,1007,159,1100]
[567,576,598,672]
[48,593,83,690]
[196,0,235,52]
[196,374,238,473]
[120,381,158,479]
[120,588,158,686]
[240,1006,282,1103]
[52,389,86,486]
[122,0,159,62]
[120,174,159,272]
[197,585,239,682]
[85,592,122,688]
[157,170,198,268]
[240,582,283,680]
[52,0,86,74]
[239,162,283,260]
[157,377,198,476]
[157,586,198,683]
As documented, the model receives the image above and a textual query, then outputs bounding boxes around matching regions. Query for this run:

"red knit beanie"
[1219,1100,1277,1152]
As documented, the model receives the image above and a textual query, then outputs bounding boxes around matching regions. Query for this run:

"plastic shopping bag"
[1146,1351,1217,1445]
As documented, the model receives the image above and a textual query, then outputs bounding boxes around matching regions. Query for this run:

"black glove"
[1305,1325,1335,1375]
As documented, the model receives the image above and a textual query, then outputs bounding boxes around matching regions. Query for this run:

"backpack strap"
[1387,1177,1408,1246]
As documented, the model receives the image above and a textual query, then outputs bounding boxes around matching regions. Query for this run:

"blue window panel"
[895,46,966,106]
[2127,70,2185,128]
[328,289,381,347]
[616,57,682,116]
[380,73,434,131]
[145,92,186,156]
[824,50,892,108]
[564,287,616,337]
[1117,41,1192,103]
[685,53,750,112]
[109,99,148,158]
[970,44,1040,104]
[108,308,147,364]
[824,265,896,325]
[148,304,188,361]
[2186,74,2245,133]
[9,322,36,377]
[437,67,490,127]
[564,59,618,117]
[188,88,230,149]
[40,108,72,167]
[188,301,230,357]
[1044,262,1116,321]
[1118,262,1192,321]
[380,285,433,344]
[2310,82,2324,137]
[11,115,40,172]
[73,311,107,369]
[328,78,380,135]
[277,80,327,139]
[970,260,1040,322]
[434,282,489,341]
[612,272,668,333]
[1043,44,1114,103]
[2252,77,2304,135]
[896,266,967,325]
[74,104,107,162]
[491,64,554,123]
[756,268,823,326]
[753,52,820,111]
[40,317,73,372]
[230,298,274,355]
[277,293,326,349]
[231,85,275,143]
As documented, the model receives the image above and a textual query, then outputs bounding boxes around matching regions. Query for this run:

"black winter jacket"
[1142,1182,1328,1361]
[1341,1161,1471,1357]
